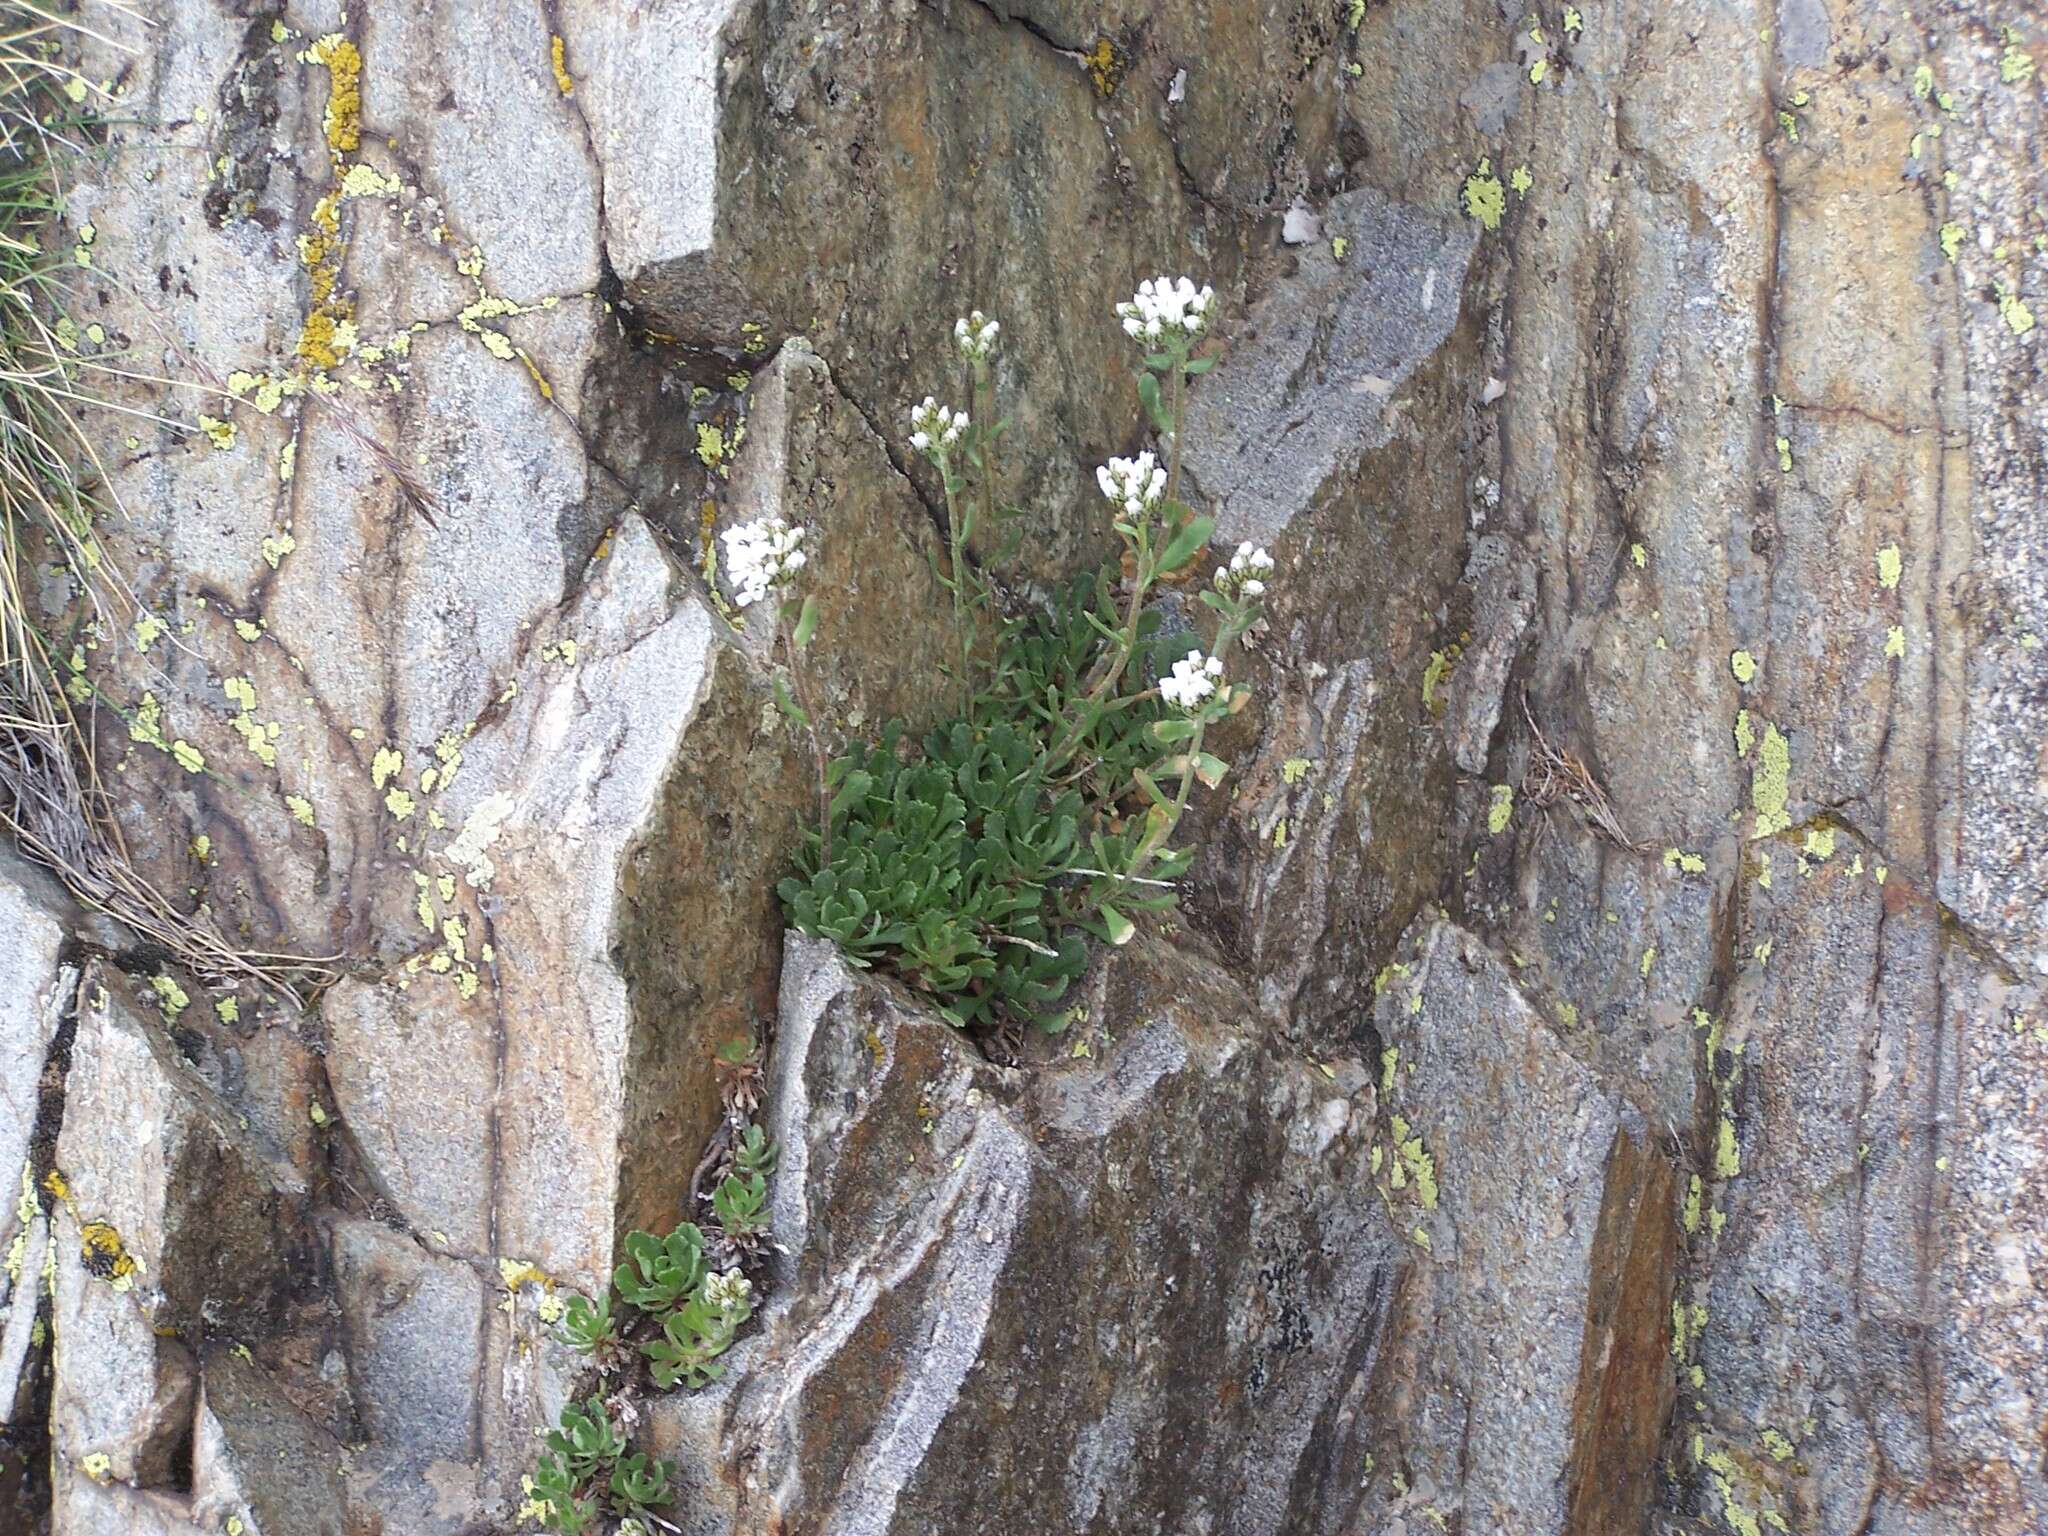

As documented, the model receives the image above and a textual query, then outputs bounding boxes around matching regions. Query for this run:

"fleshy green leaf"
[791,595,820,650]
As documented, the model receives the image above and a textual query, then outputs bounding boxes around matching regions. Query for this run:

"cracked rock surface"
[6,0,2042,1533]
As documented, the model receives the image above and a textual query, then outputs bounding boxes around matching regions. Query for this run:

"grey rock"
[0,857,68,1425]
[1358,918,1677,1536]
[647,933,1400,1536]
[1179,185,1479,545]
[50,971,296,1487]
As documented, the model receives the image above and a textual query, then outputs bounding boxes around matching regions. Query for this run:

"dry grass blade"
[0,0,337,1002]
[1518,692,1646,853]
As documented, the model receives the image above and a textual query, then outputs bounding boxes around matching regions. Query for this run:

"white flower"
[1115,275,1216,346]
[1095,451,1168,518]
[954,310,1000,362]
[703,1268,753,1311]
[908,396,969,459]
[1215,541,1275,597]
[721,514,807,608]
[1159,647,1224,711]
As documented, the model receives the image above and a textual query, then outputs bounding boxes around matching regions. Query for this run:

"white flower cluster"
[954,310,1000,361]
[720,514,806,608]
[1216,541,1274,598]
[703,1268,752,1311]
[1095,451,1167,517]
[1116,276,1215,344]
[908,396,969,456]
[1159,648,1224,711]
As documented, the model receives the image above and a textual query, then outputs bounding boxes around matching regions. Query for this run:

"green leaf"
[1099,904,1135,946]
[1151,717,1198,745]
[772,675,809,727]
[1183,355,1216,375]
[1132,767,1172,810]
[791,595,820,650]
[1136,372,1170,433]
[1192,751,1228,788]
[1156,513,1216,575]
[1144,351,1177,371]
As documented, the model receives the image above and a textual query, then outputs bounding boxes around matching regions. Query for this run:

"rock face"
[1360,920,1677,1536]
[8,0,2042,1533]
[652,934,1403,1536]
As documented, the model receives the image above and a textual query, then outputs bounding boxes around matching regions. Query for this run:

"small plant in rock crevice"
[526,1397,674,1535]
[755,276,1272,1032]
[534,1112,780,1531]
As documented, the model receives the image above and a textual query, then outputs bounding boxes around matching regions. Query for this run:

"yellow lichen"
[171,740,206,773]
[79,1221,138,1287]
[303,35,362,153]
[1462,159,1506,230]
[1751,723,1789,838]
[197,414,237,451]
[1730,649,1757,685]
[1083,36,1126,96]
[1487,783,1514,834]
[1876,543,1902,589]
[551,34,575,95]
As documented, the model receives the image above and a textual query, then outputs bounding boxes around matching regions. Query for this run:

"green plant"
[557,1290,619,1359]
[733,1123,778,1181]
[712,1167,768,1244]
[643,1270,754,1389]
[529,1398,674,1534]
[611,1223,707,1313]
[774,279,1271,1030]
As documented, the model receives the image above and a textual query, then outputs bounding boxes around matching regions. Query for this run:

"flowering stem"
[1039,529,1153,781]
[941,469,973,718]
[780,611,832,868]
[1163,358,1186,507]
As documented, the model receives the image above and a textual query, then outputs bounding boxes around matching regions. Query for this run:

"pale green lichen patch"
[1876,543,1902,589]
[1730,650,1757,685]
[1461,160,1506,231]
[171,740,206,773]
[371,746,403,788]
[285,794,316,826]
[260,530,296,569]
[1487,783,1514,834]
[1420,648,1452,713]
[151,974,189,1020]
[1939,221,1967,263]
[1281,757,1313,785]
[1999,287,2036,337]
[1884,624,1906,659]
[1750,723,1790,838]
[1733,708,1754,759]
[197,414,237,451]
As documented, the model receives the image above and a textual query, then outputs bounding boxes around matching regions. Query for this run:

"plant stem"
[942,469,972,719]
[1163,358,1187,508]
[781,612,832,867]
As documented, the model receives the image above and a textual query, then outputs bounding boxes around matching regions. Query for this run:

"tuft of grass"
[0,2,335,999]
